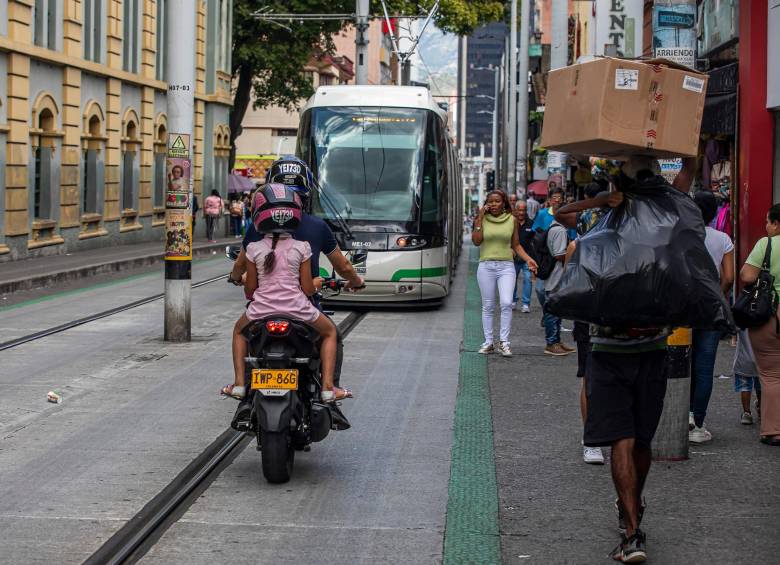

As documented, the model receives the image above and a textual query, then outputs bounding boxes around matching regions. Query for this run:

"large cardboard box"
[541,57,708,159]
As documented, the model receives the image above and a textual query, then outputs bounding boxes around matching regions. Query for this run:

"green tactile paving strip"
[443,247,501,565]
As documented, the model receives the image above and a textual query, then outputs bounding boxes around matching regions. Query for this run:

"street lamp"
[470,65,500,173]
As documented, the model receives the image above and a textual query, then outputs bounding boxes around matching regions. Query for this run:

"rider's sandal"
[220,384,246,400]
[321,387,353,403]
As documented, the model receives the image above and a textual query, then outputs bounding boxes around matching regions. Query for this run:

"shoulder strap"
[762,237,772,270]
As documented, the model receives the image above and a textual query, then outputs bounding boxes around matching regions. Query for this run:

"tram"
[296,85,463,304]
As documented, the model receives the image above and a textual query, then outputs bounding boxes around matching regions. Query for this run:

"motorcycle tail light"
[266,320,290,335]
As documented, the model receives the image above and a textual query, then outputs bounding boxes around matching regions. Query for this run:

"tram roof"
[302,85,448,124]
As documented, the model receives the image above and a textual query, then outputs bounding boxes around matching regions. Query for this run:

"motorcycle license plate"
[251,369,298,390]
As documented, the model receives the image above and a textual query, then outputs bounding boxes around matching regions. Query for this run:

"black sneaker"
[615,498,646,534]
[610,529,647,563]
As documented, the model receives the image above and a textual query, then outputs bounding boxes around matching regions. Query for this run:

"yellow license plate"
[250,369,299,390]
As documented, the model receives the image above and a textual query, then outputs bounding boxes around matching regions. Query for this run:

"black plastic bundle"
[546,177,736,333]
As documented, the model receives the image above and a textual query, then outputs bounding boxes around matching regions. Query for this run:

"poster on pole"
[164,132,193,261]
[653,1,697,68]
[595,0,644,58]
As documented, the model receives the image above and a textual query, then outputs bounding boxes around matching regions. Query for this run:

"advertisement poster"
[165,157,191,210]
[165,209,192,260]
[595,0,644,58]
[653,1,697,67]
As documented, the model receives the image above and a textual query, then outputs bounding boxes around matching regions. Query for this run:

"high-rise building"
[464,22,507,159]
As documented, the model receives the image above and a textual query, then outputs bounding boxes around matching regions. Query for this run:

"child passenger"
[220,183,352,403]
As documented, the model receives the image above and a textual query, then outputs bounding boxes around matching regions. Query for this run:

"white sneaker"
[498,341,512,357]
[689,425,713,443]
[583,445,605,465]
[740,411,754,425]
[521,304,530,313]
[478,342,494,354]
[688,411,695,431]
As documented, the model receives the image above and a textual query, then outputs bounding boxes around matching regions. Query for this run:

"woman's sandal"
[220,384,246,400]
[321,387,353,403]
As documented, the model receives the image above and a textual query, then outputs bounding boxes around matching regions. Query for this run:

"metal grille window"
[83,0,103,63]
[82,149,99,214]
[33,0,58,49]
[123,0,140,73]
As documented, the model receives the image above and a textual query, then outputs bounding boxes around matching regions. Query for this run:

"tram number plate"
[251,369,298,390]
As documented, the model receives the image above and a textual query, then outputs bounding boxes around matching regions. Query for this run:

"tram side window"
[421,116,445,223]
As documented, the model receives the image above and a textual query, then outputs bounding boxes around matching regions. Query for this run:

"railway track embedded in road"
[0,274,228,352]
[83,310,367,565]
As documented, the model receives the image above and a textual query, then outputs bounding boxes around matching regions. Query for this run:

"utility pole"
[516,0,531,194]
[506,0,517,195]
[492,67,499,170]
[501,44,509,185]
[163,0,195,342]
[457,36,467,155]
[547,0,568,187]
[355,0,370,85]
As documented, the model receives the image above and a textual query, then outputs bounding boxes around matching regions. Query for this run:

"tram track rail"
[84,310,367,565]
[0,274,228,352]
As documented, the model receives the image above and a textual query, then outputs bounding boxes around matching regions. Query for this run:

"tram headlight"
[395,236,427,249]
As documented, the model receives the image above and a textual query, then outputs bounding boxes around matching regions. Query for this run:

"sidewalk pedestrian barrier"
[652,327,692,461]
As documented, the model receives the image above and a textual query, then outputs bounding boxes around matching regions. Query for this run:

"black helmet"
[265,155,315,199]
[252,183,302,234]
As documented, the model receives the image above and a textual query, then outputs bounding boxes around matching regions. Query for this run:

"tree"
[229,0,504,168]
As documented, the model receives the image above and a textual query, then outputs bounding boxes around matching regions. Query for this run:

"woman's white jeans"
[477,260,516,345]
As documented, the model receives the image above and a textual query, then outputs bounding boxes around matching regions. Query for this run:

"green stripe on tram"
[319,267,330,278]
[390,266,447,282]
[442,246,501,564]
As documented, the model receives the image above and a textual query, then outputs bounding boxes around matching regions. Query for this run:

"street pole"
[491,68,499,170]
[457,36,467,155]
[355,0,369,85]
[501,45,509,184]
[163,0,195,342]
[548,0,568,188]
[506,0,518,194]
[516,0,531,195]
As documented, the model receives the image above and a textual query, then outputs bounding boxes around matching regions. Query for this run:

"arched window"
[153,114,167,209]
[81,101,106,216]
[30,93,60,221]
[121,109,141,211]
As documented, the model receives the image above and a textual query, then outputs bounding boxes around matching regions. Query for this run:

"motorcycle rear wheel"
[260,430,294,483]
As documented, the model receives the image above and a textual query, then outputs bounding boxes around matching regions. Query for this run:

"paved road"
[0,252,467,564]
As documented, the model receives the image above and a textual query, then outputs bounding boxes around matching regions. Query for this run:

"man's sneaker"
[478,342,494,355]
[610,529,647,563]
[544,343,573,356]
[559,342,576,353]
[498,342,512,357]
[689,425,713,443]
[583,445,605,464]
[521,304,530,313]
[741,411,754,425]
[615,498,646,534]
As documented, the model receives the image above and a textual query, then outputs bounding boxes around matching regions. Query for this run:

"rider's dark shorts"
[584,349,667,448]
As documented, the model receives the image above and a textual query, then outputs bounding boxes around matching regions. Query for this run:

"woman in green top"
[472,190,538,357]
[740,203,780,445]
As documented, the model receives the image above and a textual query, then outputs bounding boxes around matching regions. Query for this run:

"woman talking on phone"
[472,190,538,357]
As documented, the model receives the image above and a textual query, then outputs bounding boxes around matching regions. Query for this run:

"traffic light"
[486,170,495,191]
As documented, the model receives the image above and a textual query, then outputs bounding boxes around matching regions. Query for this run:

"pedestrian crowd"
[470,156,779,563]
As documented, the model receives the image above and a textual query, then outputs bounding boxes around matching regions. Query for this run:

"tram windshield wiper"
[311,178,354,241]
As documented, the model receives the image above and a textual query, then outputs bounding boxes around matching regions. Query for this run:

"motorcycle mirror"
[225,244,241,261]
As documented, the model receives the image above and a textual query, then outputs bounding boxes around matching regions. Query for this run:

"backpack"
[529,227,557,280]
[229,200,243,216]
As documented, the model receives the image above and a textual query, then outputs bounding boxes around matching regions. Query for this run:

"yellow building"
[0,0,233,261]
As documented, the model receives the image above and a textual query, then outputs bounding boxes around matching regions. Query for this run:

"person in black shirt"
[512,200,535,313]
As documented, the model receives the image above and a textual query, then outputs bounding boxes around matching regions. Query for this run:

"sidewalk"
[488,297,780,561]
[0,236,238,295]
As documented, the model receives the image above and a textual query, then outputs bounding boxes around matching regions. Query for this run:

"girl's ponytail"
[263,233,280,274]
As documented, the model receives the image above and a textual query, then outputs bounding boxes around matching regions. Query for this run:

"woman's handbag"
[732,238,779,330]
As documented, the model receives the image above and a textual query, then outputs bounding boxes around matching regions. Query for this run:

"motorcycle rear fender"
[253,391,298,433]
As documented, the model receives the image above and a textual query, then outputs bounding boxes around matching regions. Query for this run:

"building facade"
[0,0,233,261]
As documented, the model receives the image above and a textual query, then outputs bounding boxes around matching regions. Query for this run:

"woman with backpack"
[740,203,780,445]
[229,195,244,238]
[472,190,538,357]
[204,189,224,243]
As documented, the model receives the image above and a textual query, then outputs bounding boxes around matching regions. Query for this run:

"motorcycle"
[225,244,352,484]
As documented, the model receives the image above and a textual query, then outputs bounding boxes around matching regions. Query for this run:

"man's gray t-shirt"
[545,222,568,292]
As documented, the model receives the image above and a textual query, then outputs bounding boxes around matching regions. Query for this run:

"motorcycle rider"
[226,157,363,422]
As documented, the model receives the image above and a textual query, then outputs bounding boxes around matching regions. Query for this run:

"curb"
[0,242,230,295]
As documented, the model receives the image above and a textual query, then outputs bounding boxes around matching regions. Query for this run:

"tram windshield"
[302,107,428,223]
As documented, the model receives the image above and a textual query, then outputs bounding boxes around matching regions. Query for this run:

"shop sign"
[698,0,739,57]
[653,1,697,68]
[595,0,644,58]
[529,44,542,58]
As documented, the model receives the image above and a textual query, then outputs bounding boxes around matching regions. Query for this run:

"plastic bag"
[546,177,736,332]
